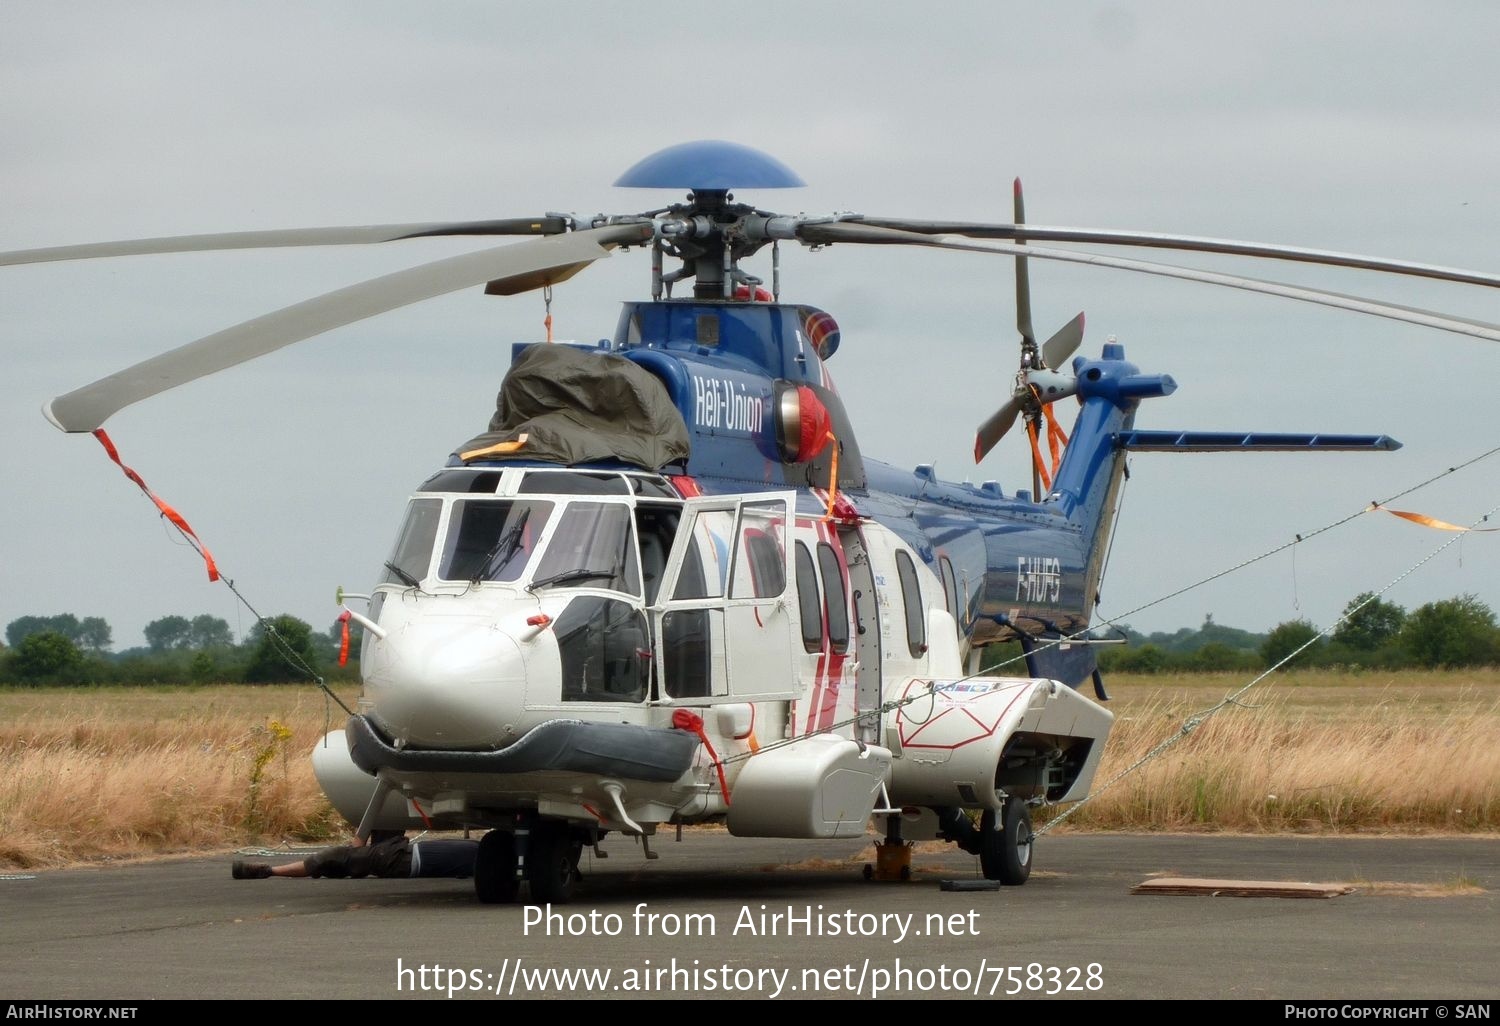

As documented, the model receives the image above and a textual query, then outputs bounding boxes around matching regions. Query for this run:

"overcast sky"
[3,1,1498,651]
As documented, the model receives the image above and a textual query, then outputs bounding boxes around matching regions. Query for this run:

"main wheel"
[979,800,1033,885]
[527,823,583,904]
[474,830,518,904]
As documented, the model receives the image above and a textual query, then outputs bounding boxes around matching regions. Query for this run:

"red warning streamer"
[672,709,730,805]
[93,430,220,581]
[337,609,352,667]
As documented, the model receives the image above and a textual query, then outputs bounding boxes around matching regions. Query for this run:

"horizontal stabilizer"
[1114,430,1401,452]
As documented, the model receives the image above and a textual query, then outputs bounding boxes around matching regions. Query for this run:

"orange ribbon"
[1044,402,1069,481]
[1368,503,1498,533]
[1026,418,1052,492]
[823,430,841,520]
[93,429,219,581]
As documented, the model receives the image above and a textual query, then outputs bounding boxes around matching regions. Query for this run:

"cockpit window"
[381,498,442,585]
[518,471,630,495]
[630,476,678,498]
[530,501,641,596]
[438,500,553,583]
[417,470,503,493]
[555,597,649,703]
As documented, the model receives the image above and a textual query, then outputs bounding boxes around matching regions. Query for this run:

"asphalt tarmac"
[1,832,1495,1001]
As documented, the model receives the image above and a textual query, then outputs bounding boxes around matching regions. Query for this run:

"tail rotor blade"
[975,394,1024,463]
[1041,311,1086,369]
[1013,179,1034,349]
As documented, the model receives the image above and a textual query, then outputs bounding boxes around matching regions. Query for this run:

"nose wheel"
[474,829,518,904]
[979,800,1033,885]
[528,821,584,904]
[474,820,585,903]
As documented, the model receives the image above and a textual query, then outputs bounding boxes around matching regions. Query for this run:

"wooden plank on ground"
[1133,877,1356,898]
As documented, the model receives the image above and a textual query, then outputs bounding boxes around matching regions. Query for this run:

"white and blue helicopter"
[11,141,1499,903]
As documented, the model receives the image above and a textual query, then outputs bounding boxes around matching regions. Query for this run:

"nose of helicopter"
[360,614,528,750]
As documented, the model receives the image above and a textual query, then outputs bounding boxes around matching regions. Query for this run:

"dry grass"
[0,685,357,869]
[1050,669,1500,833]
[2,670,1497,869]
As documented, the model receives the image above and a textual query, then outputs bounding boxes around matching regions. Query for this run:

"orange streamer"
[1368,504,1499,532]
[1026,418,1052,492]
[824,430,840,520]
[93,429,219,582]
[1044,403,1069,481]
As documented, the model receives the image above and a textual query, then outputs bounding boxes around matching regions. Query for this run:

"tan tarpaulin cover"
[454,344,690,470]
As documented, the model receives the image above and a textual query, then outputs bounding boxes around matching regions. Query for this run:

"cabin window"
[437,500,552,583]
[818,542,849,653]
[795,542,822,653]
[737,530,785,598]
[661,609,712,698]
[555,597,649,703]
[634,503,681,605]
[730,501,788,599]
[939,556,962,628]
[898,551,927,658]
[671,509,734,600]
[381,498,441,585]
[531,502,642,596]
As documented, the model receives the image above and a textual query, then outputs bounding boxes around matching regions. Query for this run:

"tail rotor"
[973,179,1084,497]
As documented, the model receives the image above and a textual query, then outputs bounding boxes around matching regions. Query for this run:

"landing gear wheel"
[528,823,583,904]
[474,830,518,904]
[980,800,1033,885]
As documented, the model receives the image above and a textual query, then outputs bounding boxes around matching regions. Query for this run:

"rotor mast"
[613,140,807,301]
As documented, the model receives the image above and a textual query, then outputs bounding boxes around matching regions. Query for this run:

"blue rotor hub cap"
[615,140,806,190]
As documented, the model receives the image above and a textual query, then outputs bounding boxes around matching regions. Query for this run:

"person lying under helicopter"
[231,831,478,880]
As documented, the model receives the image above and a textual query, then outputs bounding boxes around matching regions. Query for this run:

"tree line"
[1096,592,1500,674]
[0,612,361,686]
[2,590,1496,685]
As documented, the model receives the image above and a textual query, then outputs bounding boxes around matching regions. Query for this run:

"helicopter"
[8,140,1500,904]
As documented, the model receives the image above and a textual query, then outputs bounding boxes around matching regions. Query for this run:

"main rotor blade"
[975,394,1024,463]
[1041,312,1086,370]
[850,218,1500,290]
[44,224,650,433]
[1,218,568,267]
[799,222,1500,344]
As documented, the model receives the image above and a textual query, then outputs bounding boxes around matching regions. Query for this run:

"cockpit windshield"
[380,478,649,597]
[439,499,554,583]
[381,498,441,586]
[530,501,641,596]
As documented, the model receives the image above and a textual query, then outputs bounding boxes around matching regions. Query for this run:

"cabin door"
[648,492,798,703]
